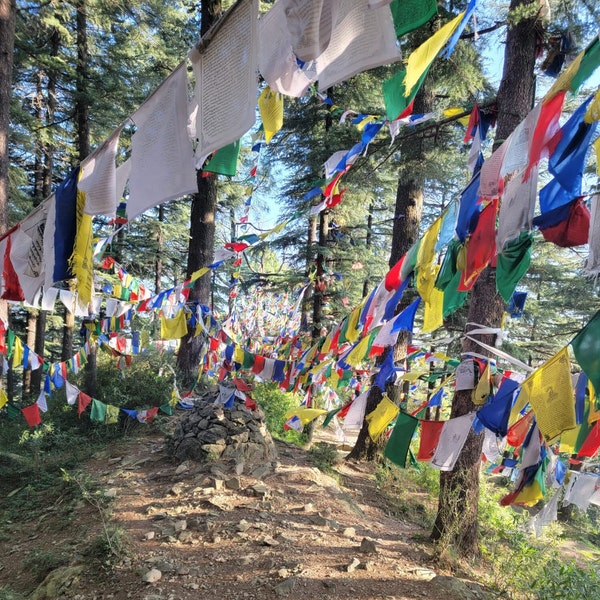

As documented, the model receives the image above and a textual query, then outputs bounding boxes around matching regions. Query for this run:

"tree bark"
[176,1,221,387]
[431,0,539,557]
[347,80,434,461]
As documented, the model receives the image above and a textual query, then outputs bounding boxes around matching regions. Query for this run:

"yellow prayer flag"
[355,115,377,131]
[160,310,188,340]
[416,218,442,302]
[70,188,94,306]
[559,424,580,454]
[233,344,245,365]
[365,395,399,442]
[544,51,583,101]
[105,404,120,425]
[189,267,209,283]
[519,347,576,442]
[345,306,362,343]
[588,381,600,425]
[584,88,600,124]
[594,137,600,177]
[443,107,470,126]
[258,86,284,144]
[472,363,492,406]
[11,337,23,369]
[285,408,328,425]
[422,287,444,334]
[0,389,7,409]
[399,370,428,382]
[404,12,465,97]
[344,333,375,367]
[512,478,544,507]
[321,329,335,357]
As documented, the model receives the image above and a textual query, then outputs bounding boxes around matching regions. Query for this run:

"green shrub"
[251,382,302,442]
[309,441,340,473]
[532,560,600,600]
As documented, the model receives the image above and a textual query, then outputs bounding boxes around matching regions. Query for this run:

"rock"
[302,503,314,512]
[262,536,280,546]
[345,558,361,573]
[178,531,193,543]
[174,461,191,475]
[429,575,488,599]
[361,561,375,572]
[235,460,245,475]
[30,566,84,600]
[201,443,226,460]
[104,488,118,498]
[251,483,270,498]
[308,514,328,526]
[169,483,185,496]
[342,527,356,538]
[225,477,242,490]
[251,464,271,479]
[144,531,155,540]
[359,537,378,554]
[237,519,251,532]
[274,577,297,596]
[277,568,290,578]
[174,520,187,532]
[142,568,162,584]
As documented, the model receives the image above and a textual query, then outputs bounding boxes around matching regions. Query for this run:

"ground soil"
[0,421,492,600]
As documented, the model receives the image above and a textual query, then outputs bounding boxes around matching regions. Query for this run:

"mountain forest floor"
[0,416,582,600]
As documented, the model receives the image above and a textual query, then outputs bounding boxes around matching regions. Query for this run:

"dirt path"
[0,427,490,600]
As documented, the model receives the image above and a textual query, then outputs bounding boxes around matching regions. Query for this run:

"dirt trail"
[0,427,490,600]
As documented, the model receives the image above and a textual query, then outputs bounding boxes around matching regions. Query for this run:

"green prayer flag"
[90,398,107,422]
[571,310,600,396]
[571,38,600,94]
[383,66,430,121]
[443,269,468,318]
[6,403,20,420]
[243,350,255,370]
[160,403,174,416]
[496,232,534,303]
[390,0,438,38]
[384,411,419,468]
[322,407,342,428]
[203,139,241,177]
[435,239,462,291]
[400,239,421,282]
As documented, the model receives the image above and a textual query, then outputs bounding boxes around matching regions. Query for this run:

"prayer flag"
[520,347,575,442]
[384,411,419,468]
[365,395,399,442]
[160,311,188,340]
[22,403,41,427]
[90,399,107,422]
[417,419,445,461]
[258,87,284,143]
[203,140,241,177]
[571,310,600,398]
[389,0,437,38]
[404,11,465,97]
[496,232,534,303]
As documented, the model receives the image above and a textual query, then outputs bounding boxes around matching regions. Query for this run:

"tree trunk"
[0,0,15,237]
[31,310,47,392]
[431,0,539,557]
[347,80,434,461]
[0,0,15,327]
[176,1,221,387]
[155,204,165,293]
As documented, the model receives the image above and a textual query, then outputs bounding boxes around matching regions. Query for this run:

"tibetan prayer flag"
[258,86,284,143]
[0,389,7,410]
[472,363,492,406]
[443,0,478,58]
[382,66,429,121]
[389,0,437,38]
[496,231,534,303]
[404,11,464,97]
[571,310,600,397]
[78,391,92,417]
[284,408,328,426]
[538,197,590,248]
[570,37,600,95]
[160,311,188,340]
[105,404,120,424]
[422,287,444,334]
[417,419,445,461]
[548,95,598,197]
[476,377,519,437]
[203,139,241,177]
[90,398,107,422]
[507,410,534,447]
[384,411,419,468]
[577,420,600,458]
[520,347,575,442]
[70,187,94,306]
[50,167,79,284]
[22,403,41,427]
[365,395,399,442]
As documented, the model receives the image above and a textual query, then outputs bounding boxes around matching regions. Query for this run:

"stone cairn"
[170,398,277,464]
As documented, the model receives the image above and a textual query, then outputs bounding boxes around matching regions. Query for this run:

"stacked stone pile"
[170,399,277,464]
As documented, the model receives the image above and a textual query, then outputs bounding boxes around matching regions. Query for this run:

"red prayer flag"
[506,411,534,448]
[22,403,42,427]
[417,420,445,461]
[78,391,92,417]
[577,421,600,458]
